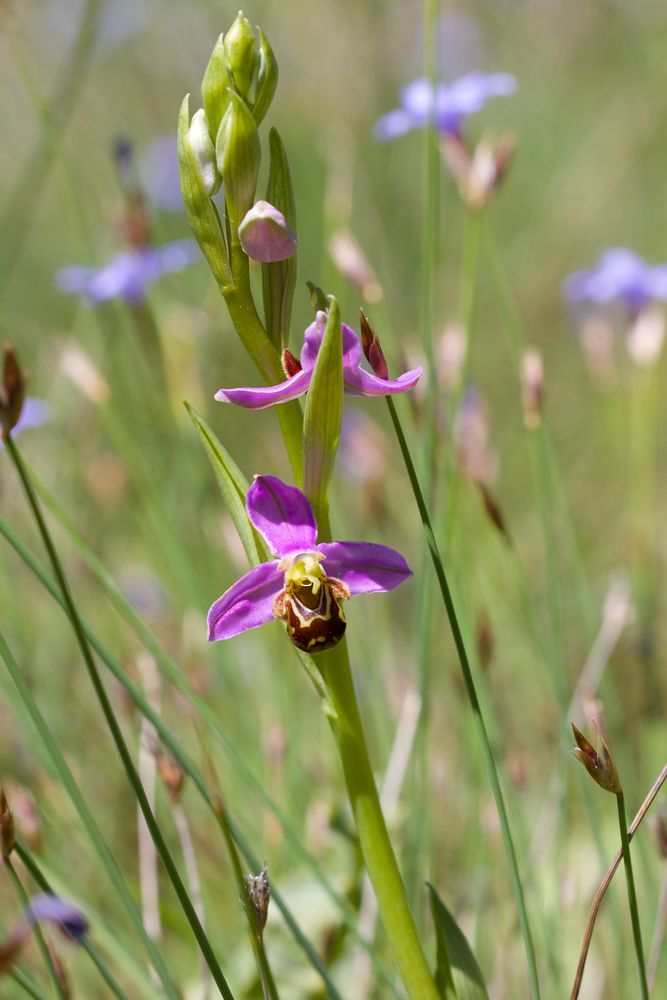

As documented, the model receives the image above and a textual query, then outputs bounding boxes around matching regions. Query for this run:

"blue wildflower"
[55,240,200,305]
[375,72,517,141]
[564,249,667,314]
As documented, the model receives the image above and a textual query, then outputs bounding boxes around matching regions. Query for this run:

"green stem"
[385,396,541,999]
[10,969,50,1000]
[316,641,440,1000]
[4,437,234,1000]
[5,858,68,1000]
[616,792,649,998]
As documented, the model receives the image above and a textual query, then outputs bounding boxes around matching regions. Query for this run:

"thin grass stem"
[5,858,68,1000]
[385,395,541,999]
[4,437,234,1000]
[616,792,649,998]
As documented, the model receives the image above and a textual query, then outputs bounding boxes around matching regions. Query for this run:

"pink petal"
[317,541,412,594]
[344,364,423,397]
[214,369,311,409]
[300,315,362,372]
[208,561,283,641]
[247,475,318,557]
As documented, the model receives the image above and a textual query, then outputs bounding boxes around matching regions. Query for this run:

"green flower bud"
[251,28,278,125]
[177,95,231,290]
[223,11,258,101]
[189,109,221,196]
[217,90,260,225]
[201,34,232,143]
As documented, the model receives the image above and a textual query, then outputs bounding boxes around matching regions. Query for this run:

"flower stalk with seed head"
[572,722,648,998]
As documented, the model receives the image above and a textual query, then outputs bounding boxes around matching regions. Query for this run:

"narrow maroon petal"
[214,369,311,409]
[344,364,423,397]
[317,541,412,594]
[246,475,318,556]
[208,561,283,640]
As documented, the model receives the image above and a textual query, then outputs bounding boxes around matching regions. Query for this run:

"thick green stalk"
[385,396,541,999]
[5,858,68,1000]
[317,641,440,1000]
[616,793,649,999]
[4,437,234,1000]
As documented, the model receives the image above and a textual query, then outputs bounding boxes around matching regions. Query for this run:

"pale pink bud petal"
[238,200,297,262]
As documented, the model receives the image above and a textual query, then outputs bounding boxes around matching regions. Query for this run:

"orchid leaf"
[428,884,489,1000]
[262,128,297,349]
[184,401,263,565]
[302,297,343,527]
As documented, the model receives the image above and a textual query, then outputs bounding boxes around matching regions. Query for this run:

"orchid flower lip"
[214,316,423,409]
[207,476,413,649]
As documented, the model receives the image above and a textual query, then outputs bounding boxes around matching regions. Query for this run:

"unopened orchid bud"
[626,305,665,368]
[441,132,516,212]
[571,722,622,795]
[359,311,389,380]
[189,109,221,196]
[217,90,260,223]
[201,35,232,142]
[224,12,258,101]
[0,788,15,860]
[252,28,278,125]
[521,348,544,429]
[0,345,25,439]
[238,200,297,262]
[244,866,270,933]
[281,348,302,377]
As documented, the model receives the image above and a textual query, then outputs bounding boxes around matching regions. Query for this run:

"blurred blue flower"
[56,240,200,305]
[0,398,50,448]
[564,249,667,313]
[375,72,517,141]
[25,894,89,942]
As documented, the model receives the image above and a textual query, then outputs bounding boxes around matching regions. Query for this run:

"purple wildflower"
[24,894,89,942]
[140,134,184,212]
[215,311,422,409]
[238,201,298,262]
[375,72,517,141]
[564,249,667,314]
[55,240,200,306]
[208,475,412,652]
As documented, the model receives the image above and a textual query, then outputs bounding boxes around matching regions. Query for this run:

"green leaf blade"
[428,884,489,1000]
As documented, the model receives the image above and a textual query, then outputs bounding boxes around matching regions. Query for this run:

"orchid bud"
[201,35,232,143]
[223,12,258,101]
[571,723,622,795]
[217,90,260,223]
[252,27,278,125]
[0,345,25,439]
[238,200,297,262]
[0,788,14,860]
[188,109,221,196]
[244,866,270,933]
[359,311,389,380]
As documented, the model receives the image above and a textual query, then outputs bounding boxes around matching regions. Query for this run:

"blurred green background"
[1,0,667,997]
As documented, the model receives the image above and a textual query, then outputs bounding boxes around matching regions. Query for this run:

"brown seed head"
[0,788,15,860]
[244,865,270,933]
[571,722,622,795]
[0,345,26,439]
